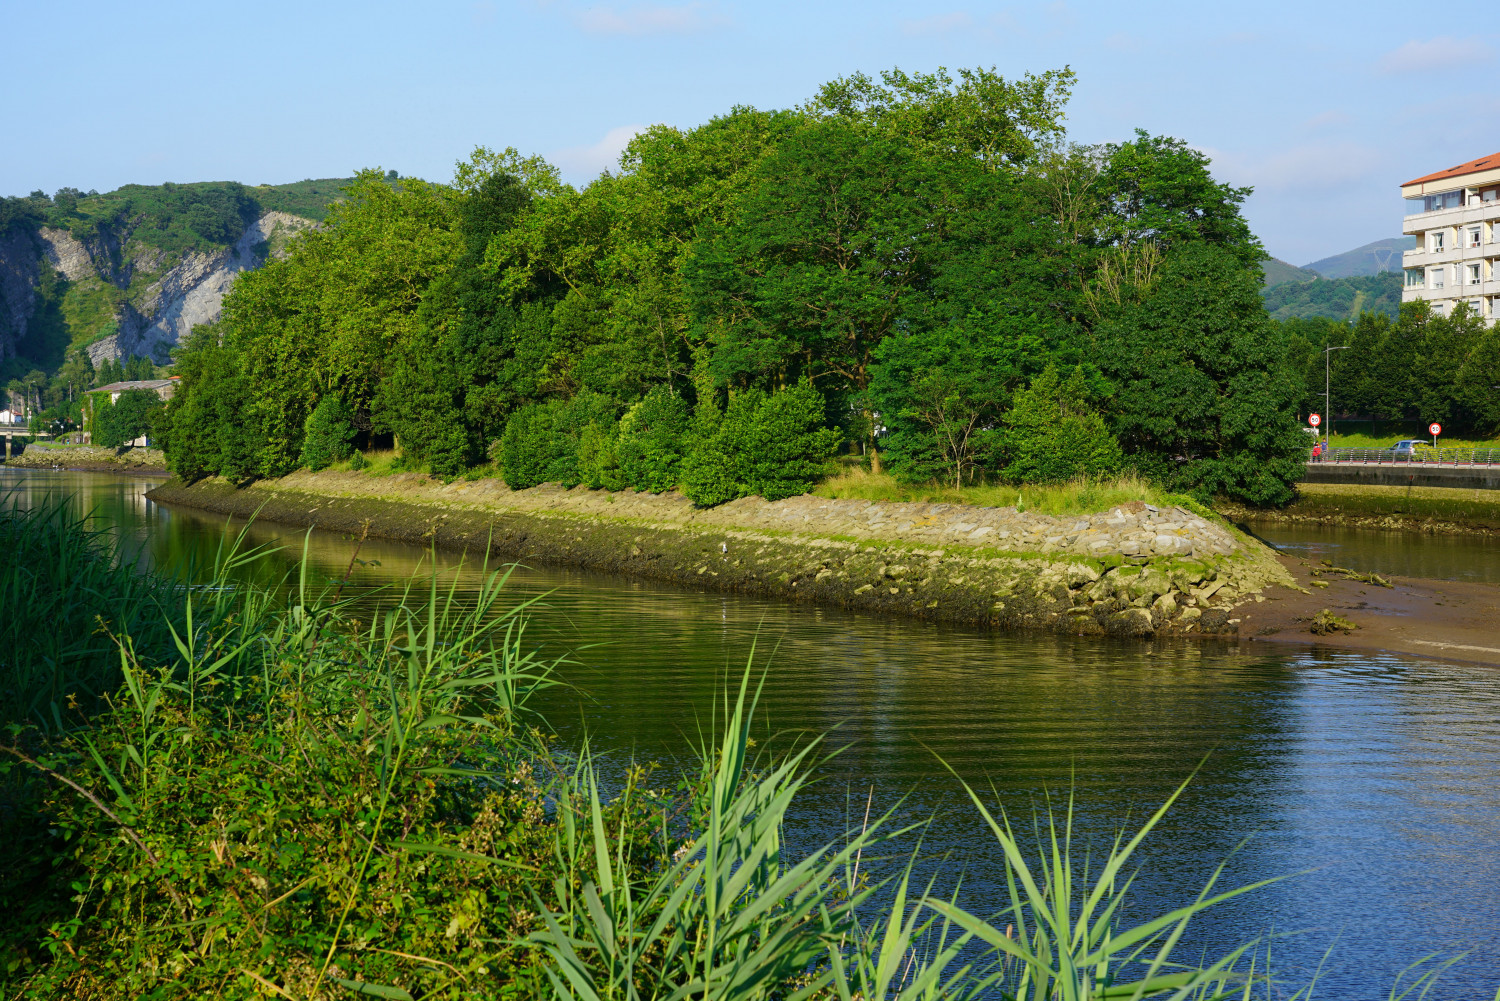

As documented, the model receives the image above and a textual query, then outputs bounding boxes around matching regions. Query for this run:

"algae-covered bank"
[3,442,168,475]
[147,472,1295,637]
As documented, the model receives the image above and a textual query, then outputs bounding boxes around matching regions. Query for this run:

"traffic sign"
[1308,413,1321,427]
[1429,422,1442,436]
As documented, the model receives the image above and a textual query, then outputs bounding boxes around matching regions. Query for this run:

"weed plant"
[0,499,1480,999]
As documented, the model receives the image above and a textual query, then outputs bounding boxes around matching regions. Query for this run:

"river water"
[6,469,1500,998]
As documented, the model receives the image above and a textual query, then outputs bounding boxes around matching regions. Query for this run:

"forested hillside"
[162,67,1321,506]
[0,178,353,406]
[1262,272,1401,321]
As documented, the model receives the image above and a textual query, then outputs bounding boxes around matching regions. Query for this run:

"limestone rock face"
[0,212,315,367]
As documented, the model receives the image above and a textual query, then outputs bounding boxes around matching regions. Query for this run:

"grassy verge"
[814,466,1218,519]
[1326,430,1500,449]
[1,501,1468,998]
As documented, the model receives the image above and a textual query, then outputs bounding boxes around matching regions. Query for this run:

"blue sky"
[3,0,1493,264]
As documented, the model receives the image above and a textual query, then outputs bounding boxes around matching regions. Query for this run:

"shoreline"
[144,471,1297,638]
[2,444,169,476]
[1219,481,1500,537]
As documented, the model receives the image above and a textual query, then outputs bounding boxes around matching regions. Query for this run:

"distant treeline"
[1284,305,1500,433]
[160,67,1319,505]
[1262,272,1401,322]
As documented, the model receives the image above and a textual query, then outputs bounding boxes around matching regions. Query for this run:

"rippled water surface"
[6,469,1500,998]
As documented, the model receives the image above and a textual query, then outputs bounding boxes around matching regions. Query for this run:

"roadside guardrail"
[1311,447,1500,466]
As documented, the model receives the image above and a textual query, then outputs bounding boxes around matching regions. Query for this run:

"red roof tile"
[1404,152,1500,187]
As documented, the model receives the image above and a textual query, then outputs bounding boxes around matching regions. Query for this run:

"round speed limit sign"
[1308,413,1321,427]
[1430,422,1443,436]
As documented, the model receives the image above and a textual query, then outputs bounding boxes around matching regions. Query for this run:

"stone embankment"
[146,471,1296,637]
[2,443,168,473]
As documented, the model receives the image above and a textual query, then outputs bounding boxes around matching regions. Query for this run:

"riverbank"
[1218,481,1500,536]
[146,471,1297,638]
[1236,550,1500,668]
[2,442,168,475]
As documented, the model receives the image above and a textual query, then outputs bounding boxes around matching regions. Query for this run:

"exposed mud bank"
[3,443,168,475]
[147,472,1299,637]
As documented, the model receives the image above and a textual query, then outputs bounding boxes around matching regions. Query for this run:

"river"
[5,468,1500,998]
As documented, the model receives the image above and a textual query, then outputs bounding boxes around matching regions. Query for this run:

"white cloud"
[551,124,647,179]
[1202,141,1382,194]
[900,12,973,35]
[1378,36,1493,74]
[573,2,728,35]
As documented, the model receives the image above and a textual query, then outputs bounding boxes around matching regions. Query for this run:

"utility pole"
[1324,345,1350,450]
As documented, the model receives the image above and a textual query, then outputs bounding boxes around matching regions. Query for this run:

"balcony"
[1402,200,1500,235]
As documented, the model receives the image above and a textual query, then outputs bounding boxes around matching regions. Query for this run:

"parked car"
[1387,439,1427,460]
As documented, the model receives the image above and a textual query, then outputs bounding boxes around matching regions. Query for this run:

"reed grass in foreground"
[814,467,1218,520]
[0,499,1483,999]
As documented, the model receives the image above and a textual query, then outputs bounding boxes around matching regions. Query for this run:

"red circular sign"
[1308,413,1321,427]
[1430,422,1443,436]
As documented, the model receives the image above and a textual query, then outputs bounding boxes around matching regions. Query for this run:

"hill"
[1303,237,1414,279]
[1262,257,1320,286]
[0,179,352,382]
[1261,272,1402,321]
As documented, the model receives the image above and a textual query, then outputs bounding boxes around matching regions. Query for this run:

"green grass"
[814,466,1212,519]
[1326,430,1500,449]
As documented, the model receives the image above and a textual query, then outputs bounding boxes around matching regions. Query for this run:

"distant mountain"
[1261,272,1402,322]
[1303,237,1415,279]
[1261,257,1320,286]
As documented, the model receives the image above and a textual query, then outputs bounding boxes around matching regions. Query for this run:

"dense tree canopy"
[160,66,1314,506]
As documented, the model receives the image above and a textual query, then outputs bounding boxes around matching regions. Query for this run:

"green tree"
[93,388,163,448]
[1002,365,1123,483]
[616,385,691,492]
[1094,243,1307,505]
[300,396,357,471]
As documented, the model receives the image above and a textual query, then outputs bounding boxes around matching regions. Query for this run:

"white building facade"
[1402,152,1500,321]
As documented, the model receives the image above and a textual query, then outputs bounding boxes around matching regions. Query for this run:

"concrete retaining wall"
[1303,464,1500,490]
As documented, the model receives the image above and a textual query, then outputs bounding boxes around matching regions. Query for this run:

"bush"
[1003,365,1123,483]
[348,450,368,471]
[299,395,356,471]
[577,418,627,490]
[617,386,691,492]
[499,392,621,490]
[683,384,840,506]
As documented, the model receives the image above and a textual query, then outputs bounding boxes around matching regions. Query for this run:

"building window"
[1469,226,1483,248]
[1430,267,1446,289]
[1432,300,1446,315]
[1424,190,1465,211]
[1486,189,1499,203]
[1406,268,1425,287]
[1469,263,1482,284]
[1431,231,1446,252]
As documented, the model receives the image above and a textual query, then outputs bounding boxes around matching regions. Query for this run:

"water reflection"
[5,469,1500,997]
[1251,519,1500,584]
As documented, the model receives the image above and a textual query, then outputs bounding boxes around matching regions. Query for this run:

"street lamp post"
[1324,345,1350,450]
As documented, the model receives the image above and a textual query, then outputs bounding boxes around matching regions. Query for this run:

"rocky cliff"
[2,211,312,367]
[0,211,314,367]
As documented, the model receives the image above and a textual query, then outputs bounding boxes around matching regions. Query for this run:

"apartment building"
[1402,152,1500,321]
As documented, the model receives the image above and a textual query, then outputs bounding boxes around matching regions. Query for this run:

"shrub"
[348,449,367,471]
[1003,364,1123,483]
[577,418,626,490]
[617,386,691,493]
[500,392,620,490]
[683,385,840,506]
[299,395,356,471]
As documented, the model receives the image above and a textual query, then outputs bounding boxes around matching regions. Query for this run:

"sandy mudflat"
[1234,552,1500,667]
